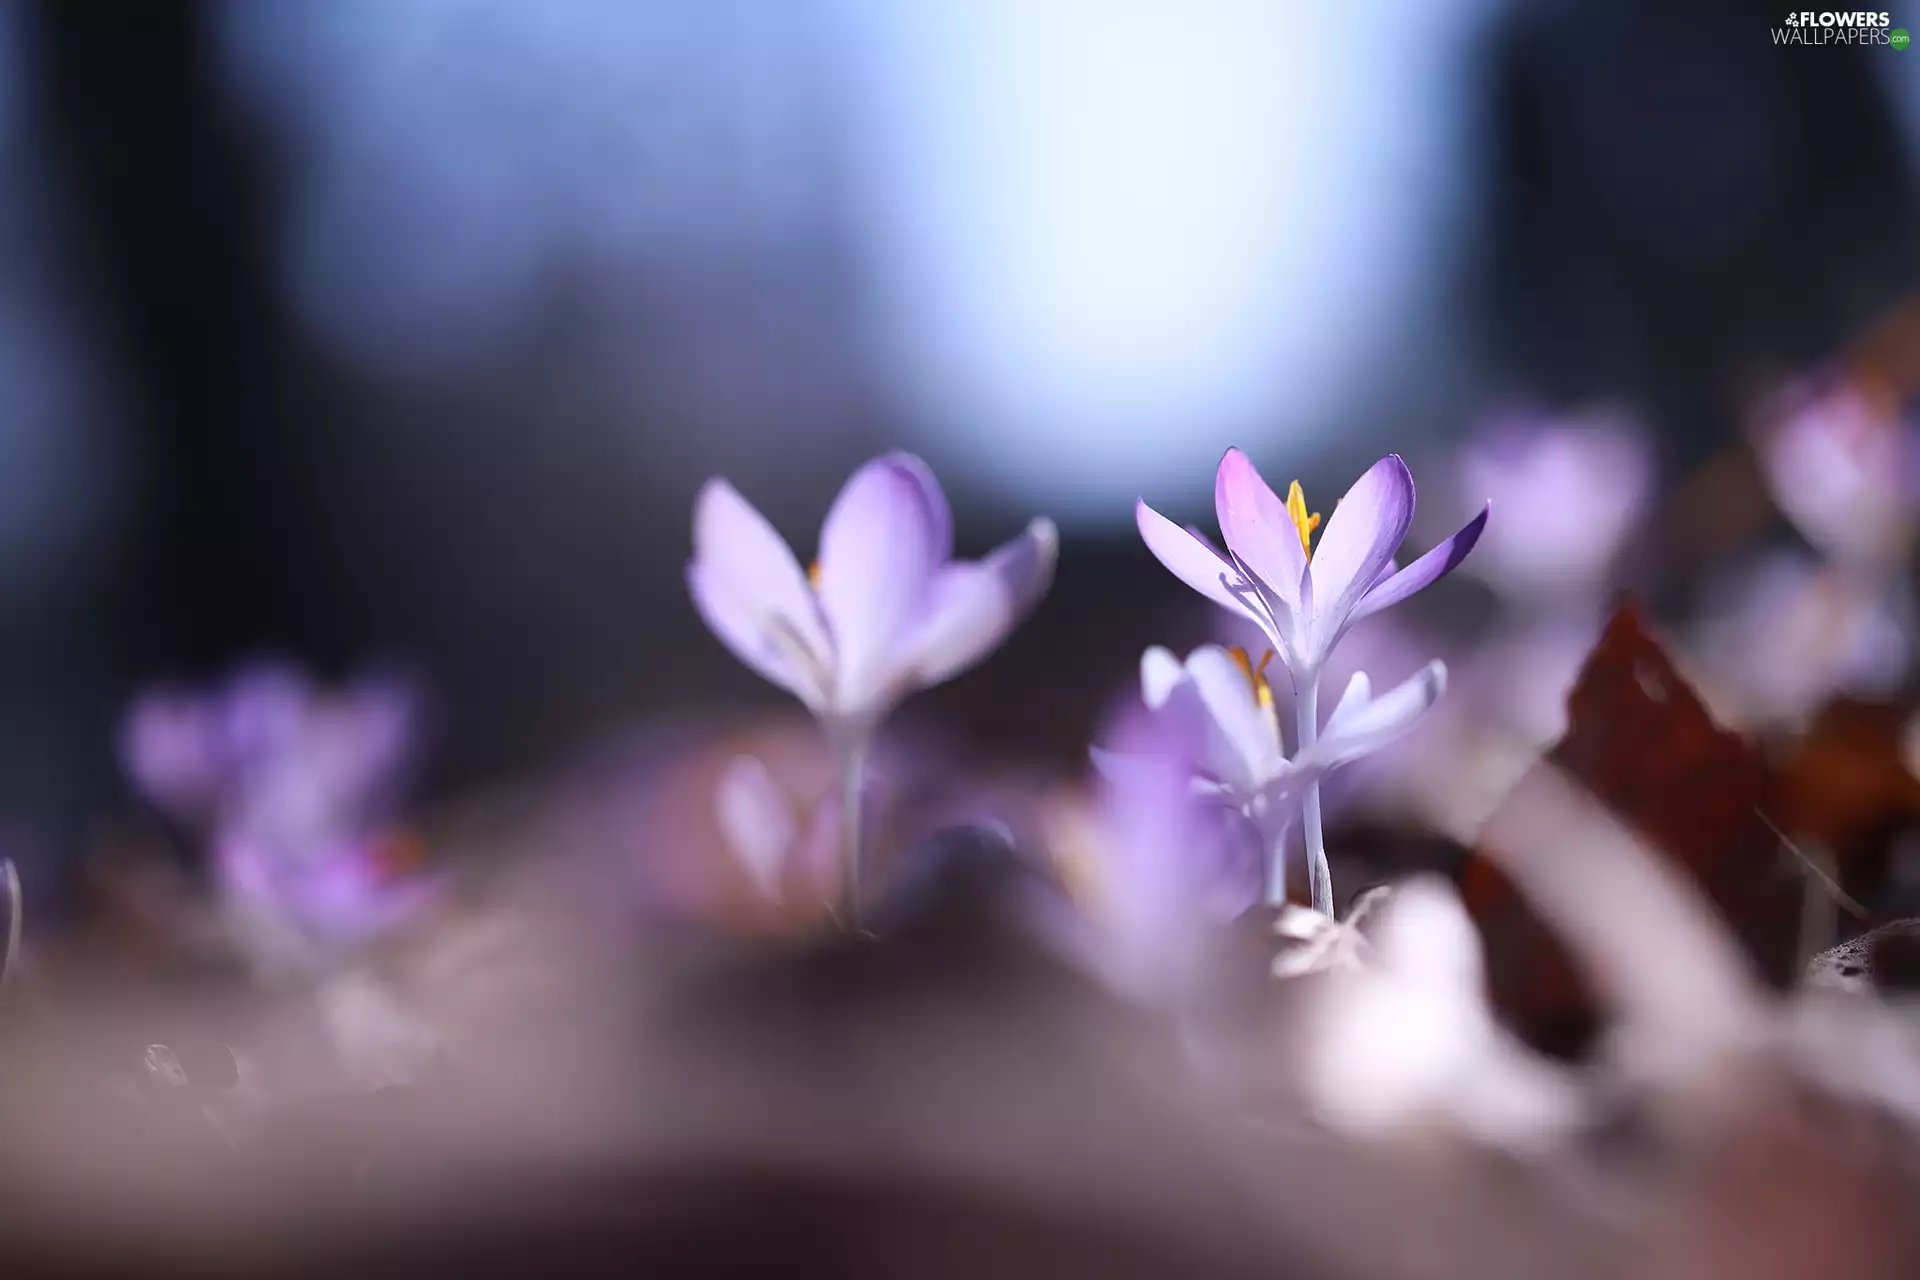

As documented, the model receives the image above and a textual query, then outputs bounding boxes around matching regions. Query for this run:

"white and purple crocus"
[1138,450,1486,913]
[689,453,1056,920]
[1121,644,1447,905]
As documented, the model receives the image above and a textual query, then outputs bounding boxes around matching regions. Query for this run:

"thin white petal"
[1140,646,1186,709]
[1306,661,1446,769]
[1184,645,1284,791]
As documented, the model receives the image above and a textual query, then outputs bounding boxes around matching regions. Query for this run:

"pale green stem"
[1295,674,1333,916]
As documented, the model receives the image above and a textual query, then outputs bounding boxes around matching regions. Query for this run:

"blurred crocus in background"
[1753,382,1920,574]
[1454,408,1651,603]
[688,452,1057,921]
[1052,701,1259,1005]
[1440,409,1653,742]
[121,664,434,973]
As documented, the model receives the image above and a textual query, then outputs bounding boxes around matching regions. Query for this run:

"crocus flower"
[1137,449,1486,683]
[121,663,432,969]
[688,453,1058,731]
[1106,644,1445,901]
[1137,449,1483,913]
[691,452,1055,924]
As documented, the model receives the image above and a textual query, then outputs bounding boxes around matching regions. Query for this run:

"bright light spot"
[844,0,1495,522]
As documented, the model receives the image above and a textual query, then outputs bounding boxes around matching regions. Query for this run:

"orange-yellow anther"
[1285,481,1321,557]
[807,560,824,590]
[1226,646,1277,710]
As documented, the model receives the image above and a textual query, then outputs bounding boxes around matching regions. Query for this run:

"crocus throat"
[807,560,823,590]
[1285,481,1321,558]
[1226,646,1277,710]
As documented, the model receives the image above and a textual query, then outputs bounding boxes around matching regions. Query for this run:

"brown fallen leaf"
[1767,697,1920,907]
[1460,602,1801,1056]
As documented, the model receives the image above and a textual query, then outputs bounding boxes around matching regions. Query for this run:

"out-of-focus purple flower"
[1060,702,1261,1002]
[688,453,1058,729]
[221,833,439,968]
[1754,385,1920,571]
[1137,449,1486,682]
[1689,551,1909,728]
[1456,410,1651,598]
[120,663,430,966]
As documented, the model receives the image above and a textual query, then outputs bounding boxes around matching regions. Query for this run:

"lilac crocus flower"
[1138,449,1485,681]
[1119,644,1446,902]
[689,453,1056,920]
[1137,449,1485,914]
[121,663,431,971]
[689,454,1057,730]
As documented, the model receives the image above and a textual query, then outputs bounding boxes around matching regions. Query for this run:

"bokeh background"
[1,0,1916,907]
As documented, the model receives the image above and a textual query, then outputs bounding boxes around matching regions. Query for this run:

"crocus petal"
[1306,660,1446,769]
[902,517,1058,688]
[1324,671,1373,737]
[1351,504,1490,625]
[1136,500,1256,619]
[687,563,828,710]
[1213,448,1306,613]
[716,756,795,901]
[691,478,832,687]
[1305,455,1414,659]
[1139,646,1186,708]
[882,451,955,565]
[1183,646,1285,789]
[814,458,946,716]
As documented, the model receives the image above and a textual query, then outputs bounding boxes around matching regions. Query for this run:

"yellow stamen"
[1285,481,1321,557]
[1226,646,1277,710]
[807,560,823,590]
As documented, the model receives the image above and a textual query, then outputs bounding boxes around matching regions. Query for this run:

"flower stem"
[835,728,871,931]
[1295,674,1333,916]
[1262,813,1290,908]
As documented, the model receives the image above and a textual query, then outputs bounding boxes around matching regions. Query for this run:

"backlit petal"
[1305,455,1414,659]
[1306,661,1446,769]
[1351,504,1490,625]
[1214,448,1306,612]
[1136,499,1255,618]
[903,517,1058,689]
[687,563,828,709]
[814,457,947,715]
[1184,645,1285,790]
[1140,646,1186,709]
[691,477,831,674]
